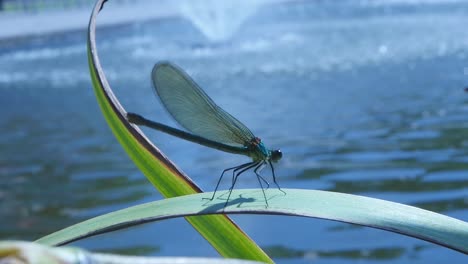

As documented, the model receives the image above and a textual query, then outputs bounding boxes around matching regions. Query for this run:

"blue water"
[1,0,467,263]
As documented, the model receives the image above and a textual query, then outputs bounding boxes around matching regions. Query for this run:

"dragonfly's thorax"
[246,137,271,161]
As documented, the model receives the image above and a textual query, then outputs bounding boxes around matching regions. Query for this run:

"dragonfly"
[127,61,284,206]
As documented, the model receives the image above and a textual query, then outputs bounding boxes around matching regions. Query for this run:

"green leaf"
[37,189,468,255]
[0,241,264,264]
[69,0,272,262]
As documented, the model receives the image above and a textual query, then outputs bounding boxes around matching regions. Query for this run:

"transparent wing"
[151,62,255,147]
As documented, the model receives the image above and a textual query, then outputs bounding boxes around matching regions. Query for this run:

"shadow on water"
[94,245,161,256]
[264,244,412,261]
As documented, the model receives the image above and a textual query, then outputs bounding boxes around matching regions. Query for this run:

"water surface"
[1,1,467,263]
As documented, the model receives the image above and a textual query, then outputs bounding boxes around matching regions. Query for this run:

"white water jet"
[179,0,267,42]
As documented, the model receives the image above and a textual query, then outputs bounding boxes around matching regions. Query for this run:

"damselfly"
[127,62,284,206]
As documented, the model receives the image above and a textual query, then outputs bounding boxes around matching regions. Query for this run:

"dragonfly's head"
[270,149,282,163]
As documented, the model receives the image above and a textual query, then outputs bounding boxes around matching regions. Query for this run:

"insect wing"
[152,62,255,147]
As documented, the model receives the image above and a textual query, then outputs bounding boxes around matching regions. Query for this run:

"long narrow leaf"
[0,241,263,264]
[37,189,468,255]
[57,0,271,262]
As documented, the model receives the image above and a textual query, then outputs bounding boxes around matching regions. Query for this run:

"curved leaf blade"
[0,241,264,264]
[78,0,272,262]
[37,189,468,254]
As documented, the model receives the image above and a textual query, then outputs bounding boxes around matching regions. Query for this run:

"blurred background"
[1,0,468,263]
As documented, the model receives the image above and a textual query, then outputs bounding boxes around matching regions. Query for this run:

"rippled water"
[1,1,467,263]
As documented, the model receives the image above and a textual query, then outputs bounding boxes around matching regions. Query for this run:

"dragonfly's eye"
[271,150,282,162]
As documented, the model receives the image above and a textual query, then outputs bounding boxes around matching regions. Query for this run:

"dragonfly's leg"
[231,162,254,185]
[269,160,286,194]
[206,163,249,201]
[225,162,258,207]
[254,162,269,207]
[230,162,258,191]
[254,161,269,189]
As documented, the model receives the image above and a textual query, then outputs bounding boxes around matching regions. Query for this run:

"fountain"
[179,0,268,42]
